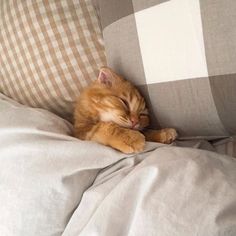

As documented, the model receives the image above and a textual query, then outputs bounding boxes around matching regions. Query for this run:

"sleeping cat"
[74,67,177,154]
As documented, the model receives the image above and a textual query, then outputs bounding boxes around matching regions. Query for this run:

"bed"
[0,0,236,235]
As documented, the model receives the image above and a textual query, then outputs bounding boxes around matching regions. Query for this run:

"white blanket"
[0,93,236,236]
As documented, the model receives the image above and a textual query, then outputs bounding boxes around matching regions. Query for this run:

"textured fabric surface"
[0,93,127,236]
[1,93,236,236]
[213,137,236,158]
[64,148,236,236]
[98,0,236,137]
[0,0,106,119]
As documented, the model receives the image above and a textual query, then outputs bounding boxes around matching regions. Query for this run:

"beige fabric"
[0,0,106,119]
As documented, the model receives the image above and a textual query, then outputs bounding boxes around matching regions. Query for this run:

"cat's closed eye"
[119,98,129,110]
[139,114,148,118]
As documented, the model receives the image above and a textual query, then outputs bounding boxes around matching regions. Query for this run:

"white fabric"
[135,0,208,83]
[0,93,236,236]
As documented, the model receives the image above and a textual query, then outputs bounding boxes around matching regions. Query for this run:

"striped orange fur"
[74,67,177,153]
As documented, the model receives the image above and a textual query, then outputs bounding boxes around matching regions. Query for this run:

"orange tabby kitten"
[74,67,177,154]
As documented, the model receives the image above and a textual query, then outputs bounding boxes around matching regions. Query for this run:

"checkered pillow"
[0,0,106,120]
[98,0,236,137]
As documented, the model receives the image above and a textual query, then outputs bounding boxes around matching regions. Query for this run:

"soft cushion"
[213,137,236,158]
[0,0,106,120]
[98,0,236,138]
[1,93,236,236]
[0,93,127,235]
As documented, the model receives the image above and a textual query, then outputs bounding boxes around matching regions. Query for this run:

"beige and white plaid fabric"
[0,0,106,119]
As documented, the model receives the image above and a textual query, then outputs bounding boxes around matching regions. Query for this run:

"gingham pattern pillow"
[0,0,106,119]
[98,0,236,137]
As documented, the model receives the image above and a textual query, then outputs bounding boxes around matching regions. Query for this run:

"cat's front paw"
[119,130,145,154]
[159,128,177,144]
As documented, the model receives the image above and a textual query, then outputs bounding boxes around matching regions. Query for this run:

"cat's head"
[90,67,149,130]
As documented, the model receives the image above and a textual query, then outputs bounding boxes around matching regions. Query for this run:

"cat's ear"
[97,67,115,87]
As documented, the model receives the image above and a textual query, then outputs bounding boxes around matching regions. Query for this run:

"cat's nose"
[130,116,139,128]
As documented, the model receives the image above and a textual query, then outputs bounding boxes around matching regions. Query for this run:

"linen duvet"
[0,93,236,236]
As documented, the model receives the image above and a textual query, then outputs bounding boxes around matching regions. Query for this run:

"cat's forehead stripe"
[129,98,137,111]
[129,96,146,112]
